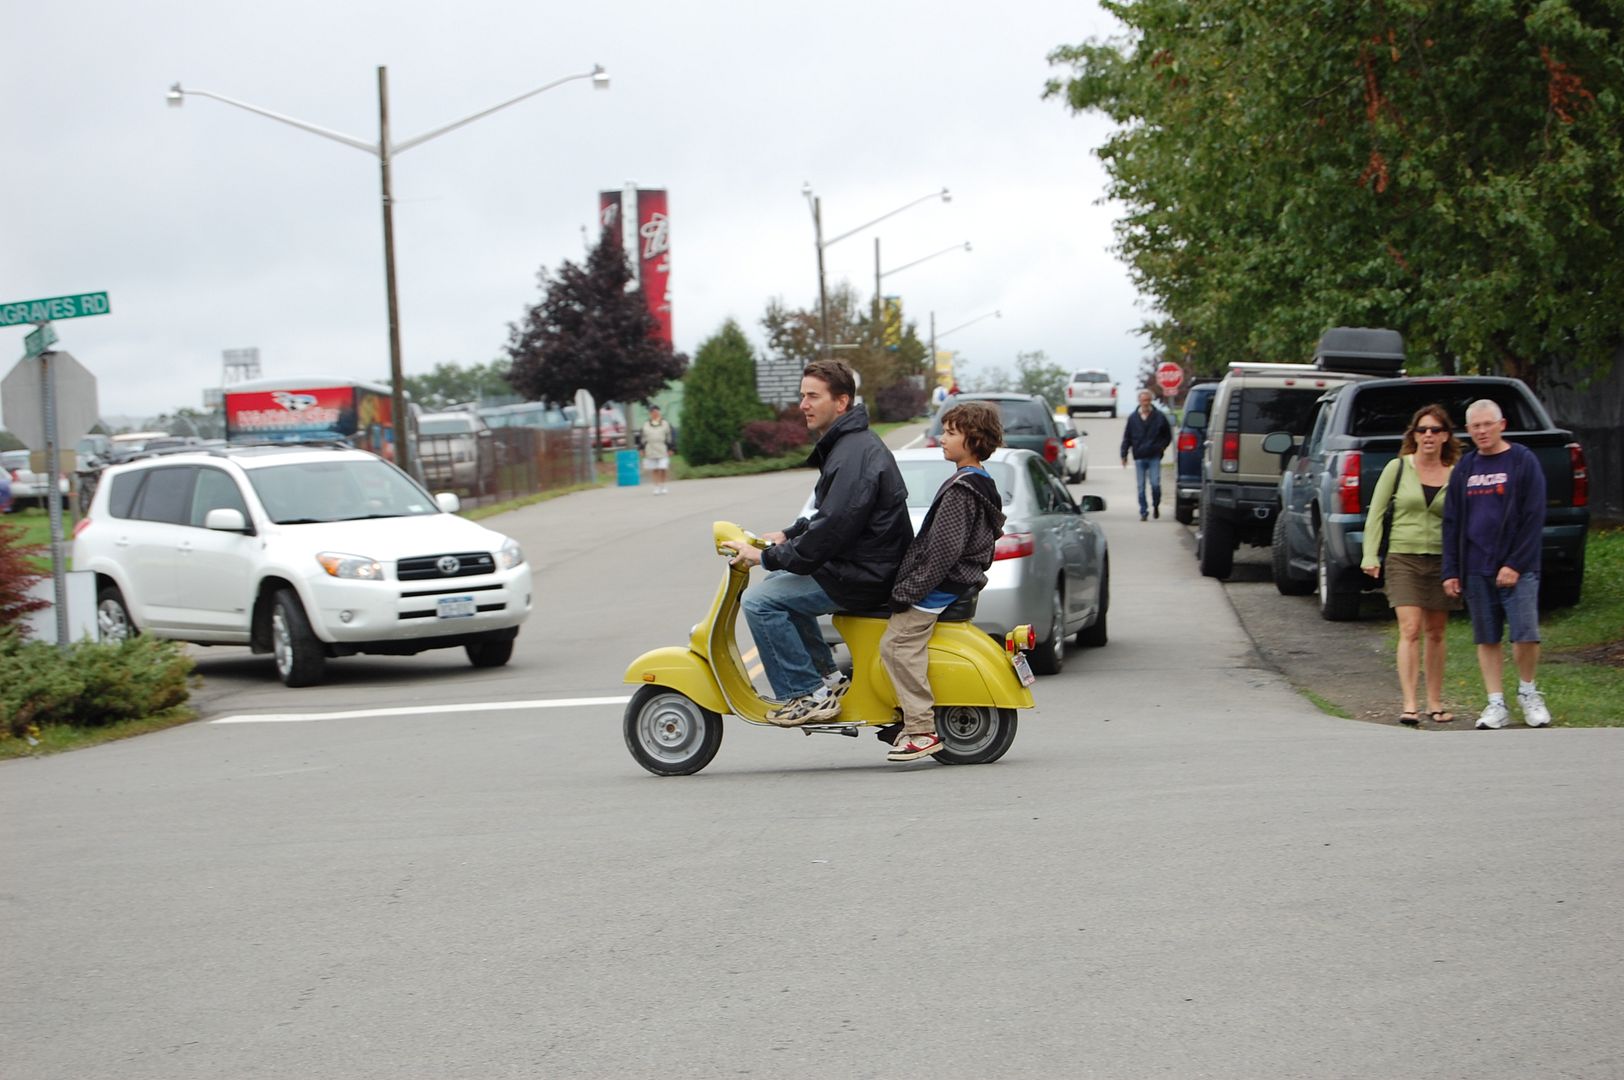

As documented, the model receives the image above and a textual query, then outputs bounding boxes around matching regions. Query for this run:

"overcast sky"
[2,0,1146,425]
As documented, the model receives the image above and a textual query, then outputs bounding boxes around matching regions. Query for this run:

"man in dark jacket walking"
[724,360,913,726]
[1120,388,1173,520]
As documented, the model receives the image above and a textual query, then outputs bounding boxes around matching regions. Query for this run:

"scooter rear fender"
[834,614,1035,710]
[623,646,728,715]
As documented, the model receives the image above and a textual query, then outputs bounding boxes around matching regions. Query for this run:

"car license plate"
[1010,651,1036,687]
[436,596,477,619]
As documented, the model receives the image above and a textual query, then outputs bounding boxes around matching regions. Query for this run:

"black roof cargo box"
[1313,327,1406,375]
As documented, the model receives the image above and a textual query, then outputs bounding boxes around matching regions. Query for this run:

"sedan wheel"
[1029,583,1066,676]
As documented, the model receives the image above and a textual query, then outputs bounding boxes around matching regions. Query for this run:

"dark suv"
[1273,376,1591,619]
[1173,380,1219,524]
[924,392,1070,478]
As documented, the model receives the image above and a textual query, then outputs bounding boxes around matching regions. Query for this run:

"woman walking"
[1362,405,1464,725]
[638,404,675,495]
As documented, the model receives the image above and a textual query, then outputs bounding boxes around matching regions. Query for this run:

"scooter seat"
[835,592,979,623]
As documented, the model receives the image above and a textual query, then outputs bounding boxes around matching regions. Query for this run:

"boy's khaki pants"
[879,606,941,736]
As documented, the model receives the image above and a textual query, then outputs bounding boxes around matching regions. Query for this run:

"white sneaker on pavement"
[1475,701,1510,729]
[1518,689,1552,727]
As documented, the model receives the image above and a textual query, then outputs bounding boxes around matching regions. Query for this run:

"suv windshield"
[247,459,439,524]
[1072,372,1109,383]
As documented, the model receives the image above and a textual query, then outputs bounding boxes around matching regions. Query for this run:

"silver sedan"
[803,446,1111,675]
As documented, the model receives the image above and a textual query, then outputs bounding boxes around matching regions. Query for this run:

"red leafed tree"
[0,520,49,637]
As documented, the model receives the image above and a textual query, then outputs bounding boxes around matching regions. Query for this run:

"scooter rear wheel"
[934,706,1018,766]
[624,686,724,776]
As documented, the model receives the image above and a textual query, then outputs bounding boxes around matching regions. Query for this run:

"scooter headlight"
[498,537,525,569]
[316,552,384,579]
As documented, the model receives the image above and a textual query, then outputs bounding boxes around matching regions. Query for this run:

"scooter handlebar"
[713,520,769,557]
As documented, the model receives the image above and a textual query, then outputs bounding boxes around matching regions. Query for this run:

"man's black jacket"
[1120,406,1173,461]
[762,405,913,611]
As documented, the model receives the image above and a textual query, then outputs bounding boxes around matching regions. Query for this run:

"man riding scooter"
[723,359,913,726]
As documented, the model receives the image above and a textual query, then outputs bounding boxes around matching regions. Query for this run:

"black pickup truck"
[1272,376,1591,620]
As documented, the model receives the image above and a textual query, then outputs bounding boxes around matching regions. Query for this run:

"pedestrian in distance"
[881,401,1006,762]
[722,360,913,727]
[1120,387,1173,520]
[1442,399,1552,729]
[638,404,675,494]
[1361,404,1464,726]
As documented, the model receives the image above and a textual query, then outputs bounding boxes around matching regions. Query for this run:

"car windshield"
[931,399,1051,437]
[246,458,440,524]
[1072,372,1109,383]
[897,459,1014,508]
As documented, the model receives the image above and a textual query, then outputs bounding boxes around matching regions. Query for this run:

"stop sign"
[2,350,100,450]
[1155,361,1184,394]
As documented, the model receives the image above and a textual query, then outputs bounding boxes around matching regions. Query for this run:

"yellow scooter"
[622,521,1036,776]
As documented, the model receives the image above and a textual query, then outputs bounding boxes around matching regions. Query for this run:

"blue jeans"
[740,570,839,699]
[1133,456,1162,516]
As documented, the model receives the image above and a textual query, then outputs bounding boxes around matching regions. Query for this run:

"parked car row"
[2,448,70,511]
[1187,327,1591,620]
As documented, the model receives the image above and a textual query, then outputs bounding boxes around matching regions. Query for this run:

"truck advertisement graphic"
[224,379,408,465]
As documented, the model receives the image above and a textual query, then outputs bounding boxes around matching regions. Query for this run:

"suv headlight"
[498,537,525,570]
[316,551,384,579]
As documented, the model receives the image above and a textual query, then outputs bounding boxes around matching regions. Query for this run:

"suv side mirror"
[204,507,250,533]
[1079,494,1106,513]
[435,492,462,513]
[1184,409,1207,429]
[1260,431,1295,455]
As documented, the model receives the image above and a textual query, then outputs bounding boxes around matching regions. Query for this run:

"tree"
[681,320,772,466]
[1014,350,1069,407]
[400,361,516,411]
[506,234,688,447]
[761,282,932,405]
[1046,2,1624,389]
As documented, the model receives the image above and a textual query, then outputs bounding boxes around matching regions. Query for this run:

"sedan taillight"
[993,533,1035,561]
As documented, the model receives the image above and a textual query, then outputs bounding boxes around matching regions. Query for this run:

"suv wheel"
[1174,497,1195,526]
[1272,515,1314,596]
[1315,532,1361,621]
[1197,488,1234,579]
[466,638,514,668]
[1029,583,1066,675]
[96,584,136,643]
[270,589,327,687]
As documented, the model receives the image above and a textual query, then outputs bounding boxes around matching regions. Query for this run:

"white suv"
[1063,369,1119,417]
[72,443,532,686]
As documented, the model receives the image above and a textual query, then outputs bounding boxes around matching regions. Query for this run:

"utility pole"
[377,66,412,479]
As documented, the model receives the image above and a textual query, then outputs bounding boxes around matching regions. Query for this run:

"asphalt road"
[3,421,1621,1079]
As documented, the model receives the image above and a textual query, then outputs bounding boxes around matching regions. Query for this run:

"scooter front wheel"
[625,685,724,776]
[934,706,1018,766]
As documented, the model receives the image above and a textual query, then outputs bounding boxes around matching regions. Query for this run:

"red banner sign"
[599,187,673,346]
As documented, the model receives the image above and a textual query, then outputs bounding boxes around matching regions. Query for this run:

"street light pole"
[376,66,409,474]
[167,64,609,478]
[803,185,949,360]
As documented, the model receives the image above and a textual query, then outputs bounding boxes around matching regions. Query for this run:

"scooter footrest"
[799,724,862,737]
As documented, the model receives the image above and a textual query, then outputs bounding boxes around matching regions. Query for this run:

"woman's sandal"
[1399,710,1421,726]
[1426,709,1454,724]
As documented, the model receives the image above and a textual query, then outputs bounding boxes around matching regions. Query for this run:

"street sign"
[0,292,111,327]
[1156,361,1184,394]
[23,322,58,358]
[2,351,100,450]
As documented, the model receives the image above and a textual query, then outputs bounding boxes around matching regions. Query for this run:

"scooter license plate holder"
[1010,651,1036,687]
[436,595,477,619]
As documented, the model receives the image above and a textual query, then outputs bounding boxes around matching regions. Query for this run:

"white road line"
[211,695,632,724]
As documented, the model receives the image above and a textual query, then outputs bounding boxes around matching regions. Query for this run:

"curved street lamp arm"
[880,241,972,280]
[394,66,605,154]
[938,309,1002,340]
[169,85,378,154]
[823,187,950,248]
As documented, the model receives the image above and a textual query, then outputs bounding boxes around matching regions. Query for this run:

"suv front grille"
[397,551,496,580]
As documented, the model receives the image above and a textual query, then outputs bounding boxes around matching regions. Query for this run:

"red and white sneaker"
[887,732,943,762]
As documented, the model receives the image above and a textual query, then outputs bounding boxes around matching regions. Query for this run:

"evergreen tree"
[506,235,688,447]
[681,320,771,466]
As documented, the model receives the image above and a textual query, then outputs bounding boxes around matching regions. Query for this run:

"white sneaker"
[822,671,851,700]
[1519,690,1552,727]
[1475,701,1510,729]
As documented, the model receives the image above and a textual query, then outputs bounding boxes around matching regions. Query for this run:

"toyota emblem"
[437,556,461,575]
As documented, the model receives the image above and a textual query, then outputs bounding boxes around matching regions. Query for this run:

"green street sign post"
[0,291,111,327]
[23,322,58,358]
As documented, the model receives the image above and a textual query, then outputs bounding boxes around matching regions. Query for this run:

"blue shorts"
[1463,572,1541,646]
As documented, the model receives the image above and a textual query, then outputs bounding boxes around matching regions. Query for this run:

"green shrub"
[681,320,773,465]
[0,629,193,738]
